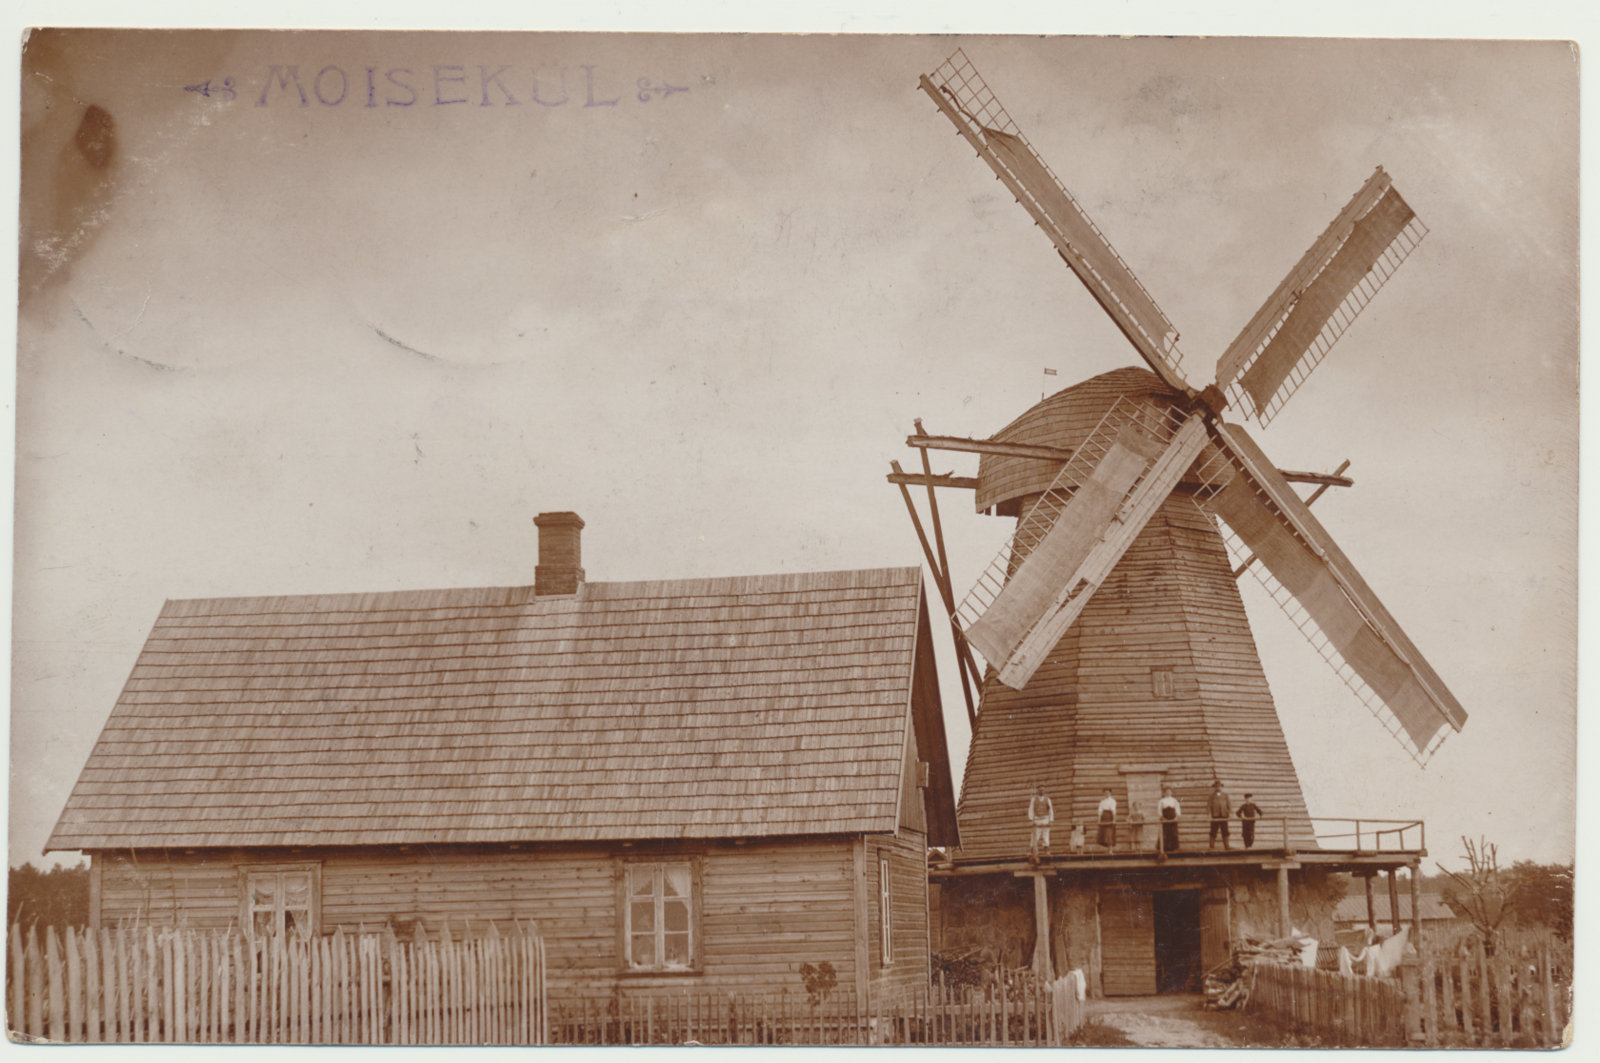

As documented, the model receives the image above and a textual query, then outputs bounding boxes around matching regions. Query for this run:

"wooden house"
[1333,888,1462,937]
[46,513,958,1008]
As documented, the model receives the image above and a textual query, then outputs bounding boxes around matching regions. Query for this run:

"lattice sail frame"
[1220,204,1429,427]
[955,395,1194,634]
[1189,486,1450,767]
[925,49,1188,383]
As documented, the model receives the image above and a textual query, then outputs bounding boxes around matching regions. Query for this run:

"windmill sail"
[960,402,1208,689]
[1196,421,1467,761]
[921,51,1189,394]
[1215,168,1428,425]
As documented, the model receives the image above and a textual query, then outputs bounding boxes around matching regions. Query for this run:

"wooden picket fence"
[6,921,547,1045]
[552,974,1088,1046]
[1248,962,1408,1047]
[1402,939,1569,1047]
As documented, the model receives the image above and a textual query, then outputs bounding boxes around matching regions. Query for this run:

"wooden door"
[1199,886,1230,972]
[1100,888,1156,995]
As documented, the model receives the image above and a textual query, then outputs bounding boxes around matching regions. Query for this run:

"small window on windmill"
[1151,667,1175,699]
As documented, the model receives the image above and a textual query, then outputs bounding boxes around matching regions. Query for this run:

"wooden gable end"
[905,584,958,847]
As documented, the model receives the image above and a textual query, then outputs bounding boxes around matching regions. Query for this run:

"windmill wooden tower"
[894,51,1469,994]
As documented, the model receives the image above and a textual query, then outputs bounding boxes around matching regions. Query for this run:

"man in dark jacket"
[1207,780,1232,849]
[1238,793,1263,848]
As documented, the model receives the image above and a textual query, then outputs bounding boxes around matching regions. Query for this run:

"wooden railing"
[551,975,1088,1046]
[1249,961,1408,1047]
[1402,939,1569,1047]
[1306,817,1425,852]
[6,922,547,1045]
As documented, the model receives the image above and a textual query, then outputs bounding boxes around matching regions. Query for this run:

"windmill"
[895,51,1468,862]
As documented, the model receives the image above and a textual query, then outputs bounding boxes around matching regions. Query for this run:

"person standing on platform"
[1028,784,1054,861]
[1238,793,1263,849]
[1128,801,1146,851]
[1208,780,1232,849]
[1158,787,1181,855]
[1096,788,1118,851]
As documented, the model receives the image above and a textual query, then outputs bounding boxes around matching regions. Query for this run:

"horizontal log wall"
[866,830,931,997]
[94,836,861,1001]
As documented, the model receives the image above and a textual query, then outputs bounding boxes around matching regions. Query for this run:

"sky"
[6,20,1585,874]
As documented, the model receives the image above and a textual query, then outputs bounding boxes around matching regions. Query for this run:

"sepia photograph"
[8,17,1580,1049]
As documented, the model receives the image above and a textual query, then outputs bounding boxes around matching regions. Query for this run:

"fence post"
[1476,942,1492,1044]
[64,926,86,1042]
[46,926,66,1041]
[86,926,104,1043]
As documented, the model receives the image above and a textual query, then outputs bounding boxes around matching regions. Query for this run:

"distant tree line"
[8,862,90,928]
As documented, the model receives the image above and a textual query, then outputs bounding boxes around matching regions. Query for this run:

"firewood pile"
[1203,934,1317,1010]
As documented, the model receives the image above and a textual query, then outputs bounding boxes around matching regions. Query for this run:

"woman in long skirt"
[1158,787,1181,853]
[1096,788,1118,850]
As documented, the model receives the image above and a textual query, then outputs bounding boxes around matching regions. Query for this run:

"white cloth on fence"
[1298,937,1319,968]
[1337,945,1354,977]
[1375,926,1410,976]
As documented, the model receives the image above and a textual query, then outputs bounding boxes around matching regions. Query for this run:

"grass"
[1065,1019,1138,1047]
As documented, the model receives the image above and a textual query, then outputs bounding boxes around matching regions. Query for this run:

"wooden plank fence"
[1248,962,1408,1047]
[551,973,1088,1046]
[1404,940,1570,1048]
[1250,939,1570,1049]
[6,921,547,1045]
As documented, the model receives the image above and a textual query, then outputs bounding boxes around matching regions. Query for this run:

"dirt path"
[1087,995,1240,1048]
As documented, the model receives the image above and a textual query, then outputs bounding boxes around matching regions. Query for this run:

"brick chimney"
[533,512,585,596]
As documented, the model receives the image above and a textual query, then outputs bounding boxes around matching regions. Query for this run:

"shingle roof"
[48,567,950,850]
[1333,891,1458,924]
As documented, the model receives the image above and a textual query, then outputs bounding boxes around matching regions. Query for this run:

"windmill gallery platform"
[929,824,1430,998]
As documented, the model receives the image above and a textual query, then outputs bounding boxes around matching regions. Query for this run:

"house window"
[240,864,319,938]
[625,862,695,971]
[1151,667,1175,698]
[879,857,893,965]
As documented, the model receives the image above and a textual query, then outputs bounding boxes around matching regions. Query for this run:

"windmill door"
[1099,889,1156,996]
[1199,887,1231,972]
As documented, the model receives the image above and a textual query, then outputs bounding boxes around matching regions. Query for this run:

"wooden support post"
[1364,874,1376,933]
[1387,869,1402,935]
[1277,866,1291,937]
[1410,864,1423,952]
[1030,873,1051,982]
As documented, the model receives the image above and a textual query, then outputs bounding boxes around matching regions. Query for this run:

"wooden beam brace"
[886,471,980,491]
[909,433,1353,487]
[908,433,1070,462]
[890,461,979,729]
[1275,469,1355,488]
[913,421,987,726]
